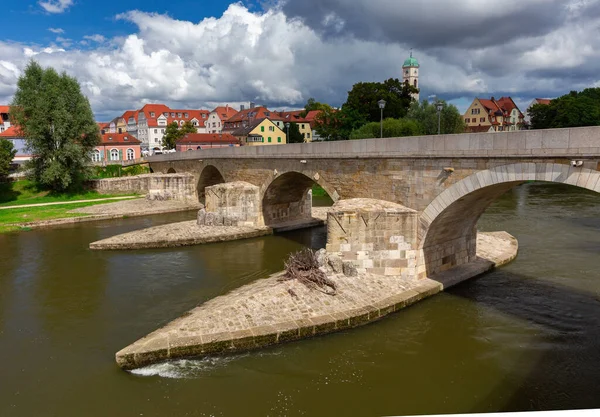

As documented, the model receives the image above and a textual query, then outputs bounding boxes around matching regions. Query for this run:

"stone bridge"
[146,126,600,279]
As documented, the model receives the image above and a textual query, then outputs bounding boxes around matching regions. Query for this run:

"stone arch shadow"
[418,163,600,277]
[167,167,176,174]
[261,171,337,228]
[197,165,225,204]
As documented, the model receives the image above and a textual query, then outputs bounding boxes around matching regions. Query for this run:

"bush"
[350,118,422,139]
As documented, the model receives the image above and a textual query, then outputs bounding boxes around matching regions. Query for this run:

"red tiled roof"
[226,106,272,123]
[535,98,551,105]
[0,105,10,114]
[478,99,500,112]
[211,106,238,120]
[177,133,239,144]
[100,132,141,145]
[122,110,138,123]
[0,125,22,137]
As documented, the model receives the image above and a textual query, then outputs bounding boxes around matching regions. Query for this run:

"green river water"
[1,183,600,416]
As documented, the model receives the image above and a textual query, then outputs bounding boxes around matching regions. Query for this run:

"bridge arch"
[418,163,600,276]
[197,165,225,204]
[261,171,336,227]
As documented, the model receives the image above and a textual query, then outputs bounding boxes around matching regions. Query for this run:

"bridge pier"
[197,182,261,227]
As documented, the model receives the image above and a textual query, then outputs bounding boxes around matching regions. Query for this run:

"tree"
[0,139,16,180]
[314,106,367,141]
[530,88,600,129]
[300,98,333,117]
[350,118,422,139]
[162,120,197,149]
[286,122,305,143]
[344,78,418,123]
[10,61,100,191]
[407,100,466,135]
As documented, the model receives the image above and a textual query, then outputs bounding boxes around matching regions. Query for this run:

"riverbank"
[116,230,518,370]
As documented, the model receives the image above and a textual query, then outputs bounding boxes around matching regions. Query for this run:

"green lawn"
[0,200,112,234]
[0,180,138,207]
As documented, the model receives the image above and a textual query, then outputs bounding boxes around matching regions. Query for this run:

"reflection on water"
[1,183,600,416]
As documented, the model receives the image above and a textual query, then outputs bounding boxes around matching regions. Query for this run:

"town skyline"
[0,0,596,120]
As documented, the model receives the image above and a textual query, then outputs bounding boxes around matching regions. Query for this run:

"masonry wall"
[89,173,197,201]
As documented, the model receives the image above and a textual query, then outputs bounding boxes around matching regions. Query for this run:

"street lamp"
[378,99,386,138]
[436,101,444,135]
[285,122,290,142]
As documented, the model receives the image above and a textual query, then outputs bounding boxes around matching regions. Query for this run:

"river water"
[1,183,600,416]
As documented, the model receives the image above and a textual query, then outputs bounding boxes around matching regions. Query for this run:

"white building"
[402,51,420,102]
[206,106,238,133]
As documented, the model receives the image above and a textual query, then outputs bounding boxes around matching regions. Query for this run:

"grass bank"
[0,200,114,234]
[0,180,138,208]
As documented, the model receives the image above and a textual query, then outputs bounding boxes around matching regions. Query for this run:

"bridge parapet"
[148,126,600,162]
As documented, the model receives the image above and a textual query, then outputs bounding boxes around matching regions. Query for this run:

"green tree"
[407,100,466,135]
[314,106,367,141]
[300,98,333,117]
[0,139,17,180]
[344,78,418,123]
[350,118,422,139]
[162,120,197,149]
[530,88,600,129]
[10,61,100,191]
[286,122,305,143]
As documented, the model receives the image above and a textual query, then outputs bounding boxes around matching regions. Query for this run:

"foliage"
[530,88,600,129]
[407,100,466,135]
[314,106,367,141]
[92,164,150,179]
[0,179,138,207]
[300,98,333,117]
[350,118,422,139]
[162,120,197,149]
[10,60,100,192]
[286,122,305,143]
[0,139,17,180]
[344,78,419,123]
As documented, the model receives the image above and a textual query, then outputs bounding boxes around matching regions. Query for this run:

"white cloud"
[0,2,599,121]
[48,28,65,34]
[39,0,74,14]
[83,34,106,43]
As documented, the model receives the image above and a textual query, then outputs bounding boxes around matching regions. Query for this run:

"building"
[0,105,11,133]
[230,118,287,146]
[402,51,420,102]
[271,110,317,142]
[0,126,32,164]
[206,106,238,134]
[463,97,524,133]
[176,133,240,151]
[525,98,552,125]
[223,104,274,131]
[92,132,142,163]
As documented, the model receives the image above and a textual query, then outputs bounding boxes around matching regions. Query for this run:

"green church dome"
[403,53,419,68]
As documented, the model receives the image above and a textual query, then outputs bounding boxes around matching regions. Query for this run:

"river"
[1,183,599,416]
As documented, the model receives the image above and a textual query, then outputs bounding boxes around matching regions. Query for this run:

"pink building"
[92,132,142,163]
[176,133,241,151]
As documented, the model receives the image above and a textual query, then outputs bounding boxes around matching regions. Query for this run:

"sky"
[1,0,599,121]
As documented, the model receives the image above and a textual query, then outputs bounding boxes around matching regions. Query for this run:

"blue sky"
[0,0,597,120]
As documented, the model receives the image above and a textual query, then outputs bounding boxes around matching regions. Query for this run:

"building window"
[110,148,120,161]
[212,122,216,127]
[269,126,274,132]
[184,113,188,118]
[154,129,157,133]
[161,129,165,133]
[91,149,101,162]
[108,136,113,141]
[414,80,418,88]
[261,126,265,132]
[180,120,184,126]
[124,136,128,141]
[307,132,310,138]
[480,117,485,122]
[202,114,206,118]
[277,137,281,143]
[126,148,135,160]
[471,108,480,115]
[150,112,155,117]
[164,112,168,117]
[465,118,470,123]
[170,112,175,117]
[177,112,182,117]
[268,137,272,143]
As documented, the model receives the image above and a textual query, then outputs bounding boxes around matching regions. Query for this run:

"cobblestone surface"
[116,231,518,370]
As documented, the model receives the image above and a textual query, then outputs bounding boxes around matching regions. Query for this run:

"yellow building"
[464,97,524,133]
[231,118,287,146]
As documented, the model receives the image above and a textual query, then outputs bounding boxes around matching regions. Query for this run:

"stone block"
[197,208,206,226]
[342,261,358,277]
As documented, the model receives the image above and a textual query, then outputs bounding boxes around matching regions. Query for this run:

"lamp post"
[285,122,290,142]
[436,101,444,135]
[378,99,386,138]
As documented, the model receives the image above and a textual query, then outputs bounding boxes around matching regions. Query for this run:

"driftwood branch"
[279,249,337,296]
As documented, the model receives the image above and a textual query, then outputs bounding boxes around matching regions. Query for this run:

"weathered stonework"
[89,174,197,202]
[200,181,261,227]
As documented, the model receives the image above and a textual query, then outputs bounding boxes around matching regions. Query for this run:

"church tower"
[402,51,420,102]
